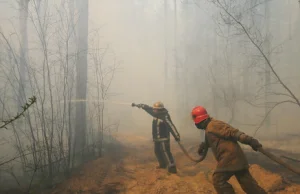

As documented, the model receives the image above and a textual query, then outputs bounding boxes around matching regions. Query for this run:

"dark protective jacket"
[204,118,249,172]
[141,105,180,141]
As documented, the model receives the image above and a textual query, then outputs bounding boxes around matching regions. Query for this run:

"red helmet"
[191,106,209,124]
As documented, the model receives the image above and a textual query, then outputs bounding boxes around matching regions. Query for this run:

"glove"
[249,138,262,151]
[238,133,262,152]
[198,142,206,155]
[136,104,143,108]
[174,135,180,142]
[132,103,143,108]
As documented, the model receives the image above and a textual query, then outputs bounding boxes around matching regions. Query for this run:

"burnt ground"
[46,133,300,194]
[1,133,296,193]
[246,148,300,184]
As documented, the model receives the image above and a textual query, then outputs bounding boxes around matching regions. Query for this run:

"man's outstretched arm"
[208,121,262,151]
[131,103,165,119]
[235,132,262,151]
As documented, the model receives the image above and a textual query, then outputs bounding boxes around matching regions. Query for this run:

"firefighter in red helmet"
[191,106,266,194]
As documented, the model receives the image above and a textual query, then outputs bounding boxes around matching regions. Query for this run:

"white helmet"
[153,101,164,109]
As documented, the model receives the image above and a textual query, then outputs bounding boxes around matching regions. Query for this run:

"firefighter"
[191,106,267,194]
[132,101,180,174]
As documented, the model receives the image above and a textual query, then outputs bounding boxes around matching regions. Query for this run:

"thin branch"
[253,100,295,136]
[0,149,39,166]
[0,96,36,129]
[214,0,300,107]
[265,91,294,99]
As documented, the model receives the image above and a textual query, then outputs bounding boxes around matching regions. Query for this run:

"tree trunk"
[243,0,255,122]
[288,0,292,40]
[174,0,177,81]
[212,33,218,117]
[164,0,168,96]
[75,0,89,164]
[173,0,179,114]
[18,0,29,110]
[226,2,235,125]
[68,0,76,172]
[264,0,271,129]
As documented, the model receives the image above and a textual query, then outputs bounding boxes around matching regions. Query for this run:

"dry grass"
[49,133,300,194]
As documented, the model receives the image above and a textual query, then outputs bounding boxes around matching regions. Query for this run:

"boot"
[168,165,177,174]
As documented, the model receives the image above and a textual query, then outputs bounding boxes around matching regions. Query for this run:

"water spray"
[60,99,132,106]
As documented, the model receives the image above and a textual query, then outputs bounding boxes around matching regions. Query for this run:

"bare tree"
[0,0,120,191]
[205,53,242,124]
[74,0,89,163]
[197,0,300,133]
[89,32,119,157]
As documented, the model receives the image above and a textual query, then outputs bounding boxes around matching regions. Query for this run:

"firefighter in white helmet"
[132,101,180,174]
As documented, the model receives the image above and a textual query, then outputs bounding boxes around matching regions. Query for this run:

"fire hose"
[257,147,300,176]
[177,141,207,163]
[177,142,300,176]
[131,103,208,163]
[177,143,300,176]
[131,103,300,175]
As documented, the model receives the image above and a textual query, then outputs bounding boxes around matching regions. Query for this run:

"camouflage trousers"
[154,140,177,173]
[212,169,267,194]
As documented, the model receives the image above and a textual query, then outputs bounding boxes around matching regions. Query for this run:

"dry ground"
[50,133,300,194]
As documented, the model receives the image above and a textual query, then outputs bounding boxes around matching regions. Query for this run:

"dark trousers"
[154,140,176,169]
[212,169,267,194]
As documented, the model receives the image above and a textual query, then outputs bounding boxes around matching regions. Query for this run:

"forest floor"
[50,132,300,194]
